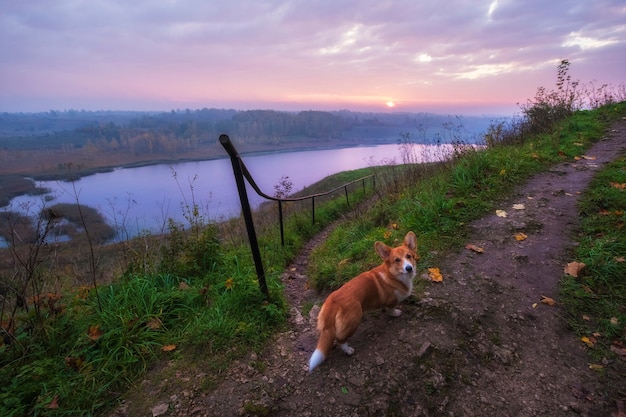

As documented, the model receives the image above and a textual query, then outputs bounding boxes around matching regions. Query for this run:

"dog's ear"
[374,241,391,259]
[404,231,417,251]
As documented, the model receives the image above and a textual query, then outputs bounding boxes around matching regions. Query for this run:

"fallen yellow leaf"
[589,364,604,370]
[582,155,596,160]
[514,233,528,241]
[465,244,484,253]
[541,295,557,306]
[495,210,507,218]
[428,267,443,282]
[512,204,525,210]
[88,324,103,342]
[162,344,177,352]
[564,261,586,277]
[224,278,234,290]
[582,285,594,294]
[581,336,595,348]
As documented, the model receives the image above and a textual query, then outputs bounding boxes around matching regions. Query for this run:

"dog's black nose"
[406,265,413,272]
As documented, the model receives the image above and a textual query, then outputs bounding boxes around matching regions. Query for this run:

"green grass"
[0,267,286,416]
[1,91,624,415]
[560,152,626,360]
[0,159,380,416]
[308,104,626,291]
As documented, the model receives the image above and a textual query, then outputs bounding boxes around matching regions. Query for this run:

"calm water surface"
[5,143,452,239]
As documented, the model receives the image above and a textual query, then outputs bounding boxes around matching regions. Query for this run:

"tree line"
[1,108,495,157]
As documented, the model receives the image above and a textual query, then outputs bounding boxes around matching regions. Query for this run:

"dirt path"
[113,122,626,417]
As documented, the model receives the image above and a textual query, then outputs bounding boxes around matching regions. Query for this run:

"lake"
[3,142,455,240]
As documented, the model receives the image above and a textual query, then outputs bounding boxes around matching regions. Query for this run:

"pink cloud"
[1,0,624,114]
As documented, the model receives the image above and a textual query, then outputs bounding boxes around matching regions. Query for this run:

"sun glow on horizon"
[385,100,395,108]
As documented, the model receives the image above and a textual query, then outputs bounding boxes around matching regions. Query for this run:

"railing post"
[278,200,285,246]
[219,134,376,280]
[219,134,269,300]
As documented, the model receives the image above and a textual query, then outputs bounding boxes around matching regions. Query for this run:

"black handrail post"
[278,200,285,246]
[219,134,376,289]
[219,134,269,300]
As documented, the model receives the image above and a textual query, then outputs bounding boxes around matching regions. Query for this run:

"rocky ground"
[111,122,626,417]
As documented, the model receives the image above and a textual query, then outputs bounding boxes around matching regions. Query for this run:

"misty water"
[4,143,456,241]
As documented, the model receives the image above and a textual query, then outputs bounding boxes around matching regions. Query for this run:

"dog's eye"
[406,254,412,259]
[394,257,401,263]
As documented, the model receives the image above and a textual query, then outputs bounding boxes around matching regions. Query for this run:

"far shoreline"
[0,137,403,207]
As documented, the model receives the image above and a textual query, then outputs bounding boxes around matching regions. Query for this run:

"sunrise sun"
[385,100,395,108]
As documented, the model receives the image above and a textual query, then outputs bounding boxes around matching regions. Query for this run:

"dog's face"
[375,231,418,277]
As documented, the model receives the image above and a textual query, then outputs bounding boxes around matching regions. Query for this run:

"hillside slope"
[110,121,626,417]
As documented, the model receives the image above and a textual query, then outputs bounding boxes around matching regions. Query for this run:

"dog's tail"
[308,328,334,373]
[308,307,335,373]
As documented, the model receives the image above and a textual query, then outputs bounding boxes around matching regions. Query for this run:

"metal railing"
[219,134,375,299]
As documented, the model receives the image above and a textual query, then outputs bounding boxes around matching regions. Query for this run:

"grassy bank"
[0,160,381,416]
[561,150,626,360]
[308,104,626,289]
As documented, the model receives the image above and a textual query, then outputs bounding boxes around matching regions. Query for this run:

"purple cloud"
[0,0,624,114]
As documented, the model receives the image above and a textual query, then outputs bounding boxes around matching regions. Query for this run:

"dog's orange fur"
[308,231,418,373]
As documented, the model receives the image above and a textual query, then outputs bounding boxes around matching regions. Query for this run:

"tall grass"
[0,246,287,415]
[485,60,624,147]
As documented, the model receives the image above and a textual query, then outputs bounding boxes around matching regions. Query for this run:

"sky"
[1,0,624,116]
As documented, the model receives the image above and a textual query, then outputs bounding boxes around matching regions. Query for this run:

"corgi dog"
[308,231,418,373]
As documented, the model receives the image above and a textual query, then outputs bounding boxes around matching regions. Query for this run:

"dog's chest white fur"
[380,263,415,303]
[394,272,415,302]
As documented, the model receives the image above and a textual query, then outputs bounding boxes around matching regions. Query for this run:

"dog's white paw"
[339,343,355,356]
[387,308,402,317]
